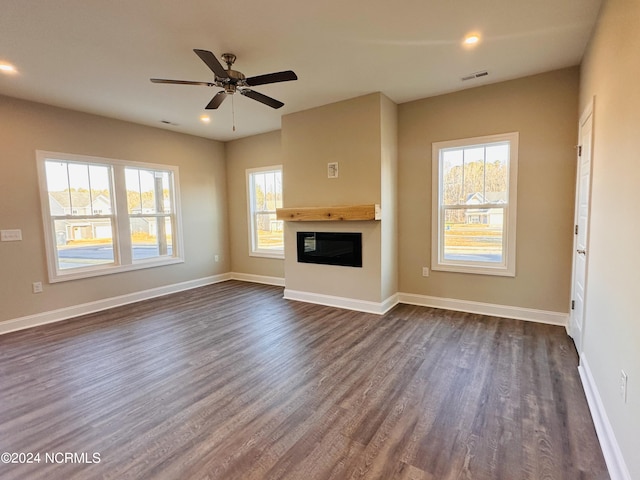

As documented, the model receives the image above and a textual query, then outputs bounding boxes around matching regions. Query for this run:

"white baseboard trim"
[230,272,285,287]
[579,355,631,480]
[0,273,231,336]
[2,277,568,334]
[397,292,568,326]
[283,289,399,315]
[381,293,400,314]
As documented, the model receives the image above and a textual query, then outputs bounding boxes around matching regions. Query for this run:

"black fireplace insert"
[296,232,362,268]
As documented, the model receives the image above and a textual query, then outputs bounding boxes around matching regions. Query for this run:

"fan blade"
[245,70,298,87]
[205,91,227,109]
[193,49,229,79]
[151,78,214,86]
[240,89,284,109]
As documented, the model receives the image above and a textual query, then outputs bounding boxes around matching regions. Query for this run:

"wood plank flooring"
[0,281,609,479]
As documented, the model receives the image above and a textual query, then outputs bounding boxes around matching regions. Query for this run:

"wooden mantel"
[276,204,381,222]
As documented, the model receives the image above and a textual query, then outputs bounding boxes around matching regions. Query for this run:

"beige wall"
[225,130,284,279]
[380,94,398,301]
[1,69,582,320]
[0,95,228,323]
[281,93,386,302]
[282,94,383,207]
[398,68,579,312]
[579,0,640,477]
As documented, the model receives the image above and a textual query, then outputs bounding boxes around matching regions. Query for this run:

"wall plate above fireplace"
[328,162,339,178]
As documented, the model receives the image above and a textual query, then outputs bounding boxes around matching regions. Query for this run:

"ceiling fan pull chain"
[232,94,236,132]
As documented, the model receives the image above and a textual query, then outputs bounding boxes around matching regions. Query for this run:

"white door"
[570,103,594,354]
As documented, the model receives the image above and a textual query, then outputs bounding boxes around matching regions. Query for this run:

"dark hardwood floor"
[0,281,609,479]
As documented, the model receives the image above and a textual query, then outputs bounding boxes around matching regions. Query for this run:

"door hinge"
[575,224,578,235]
[577,145,582,157]
[571,300,575,310]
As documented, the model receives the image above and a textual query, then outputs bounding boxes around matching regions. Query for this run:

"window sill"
[432,263,515,277]
[48,257,184,283]
[249,251,284,260]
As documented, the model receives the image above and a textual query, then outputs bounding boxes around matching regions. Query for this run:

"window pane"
[139,170,156,213]
[45,161,69,193]
[125,168,142,213]
[275,171,283,208]
[265,172,276,210]
[54,219,114,269]
[442,149,464,205]
[463,147,485,202]
[442,142,510,207]
[254,213,283,250]
[45,161,113,217]
[485,144,509,201]
[127,168,166,214]
[125,168,159,214]
[159,171,172,213]
[67,163,90,192]
[88,165,112,214]
[254,173,266,211]
[130,216,173,260]
[443,208,504,264]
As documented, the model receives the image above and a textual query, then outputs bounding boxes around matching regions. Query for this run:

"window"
[247,166,283,258]
[36,151,183,282]
[432,132,518,276]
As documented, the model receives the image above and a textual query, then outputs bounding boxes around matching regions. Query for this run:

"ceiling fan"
[151,49,297,110]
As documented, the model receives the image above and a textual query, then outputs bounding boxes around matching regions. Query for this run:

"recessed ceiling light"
[464,34,481,46]
[0,63,17,74]
[200,115,211,123]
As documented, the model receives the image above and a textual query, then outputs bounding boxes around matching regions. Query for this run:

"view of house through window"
[247,166,283,257]
[44,160,116,269]
[125,168,174,261]
[432,133,518,276]
[37,151,183,281]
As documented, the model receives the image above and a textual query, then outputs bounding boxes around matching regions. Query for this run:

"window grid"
[37,151,183,282]
[247,166,284,258]
[432,133,518,276]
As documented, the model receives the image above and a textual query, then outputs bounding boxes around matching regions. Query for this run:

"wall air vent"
[461,70,489,81]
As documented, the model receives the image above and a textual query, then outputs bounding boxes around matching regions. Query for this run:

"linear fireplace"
[297,232,362,267]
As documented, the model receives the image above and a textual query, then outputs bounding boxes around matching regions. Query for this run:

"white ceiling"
[0,0,602,142]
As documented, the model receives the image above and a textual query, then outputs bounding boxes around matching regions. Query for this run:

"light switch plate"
[328,162,339,178]
[1,229,22,241]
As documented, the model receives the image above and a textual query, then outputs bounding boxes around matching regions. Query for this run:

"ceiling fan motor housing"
[221,69,246,94]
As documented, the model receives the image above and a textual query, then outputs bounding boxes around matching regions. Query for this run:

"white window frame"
[246,165,284,259]
[36,150,184,282]
[431,132,518,276]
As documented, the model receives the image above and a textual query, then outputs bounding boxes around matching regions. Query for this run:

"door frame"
[569,98,595,354]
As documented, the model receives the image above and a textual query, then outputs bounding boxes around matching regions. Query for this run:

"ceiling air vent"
[160,120,179,126]
[461,70,489,81]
